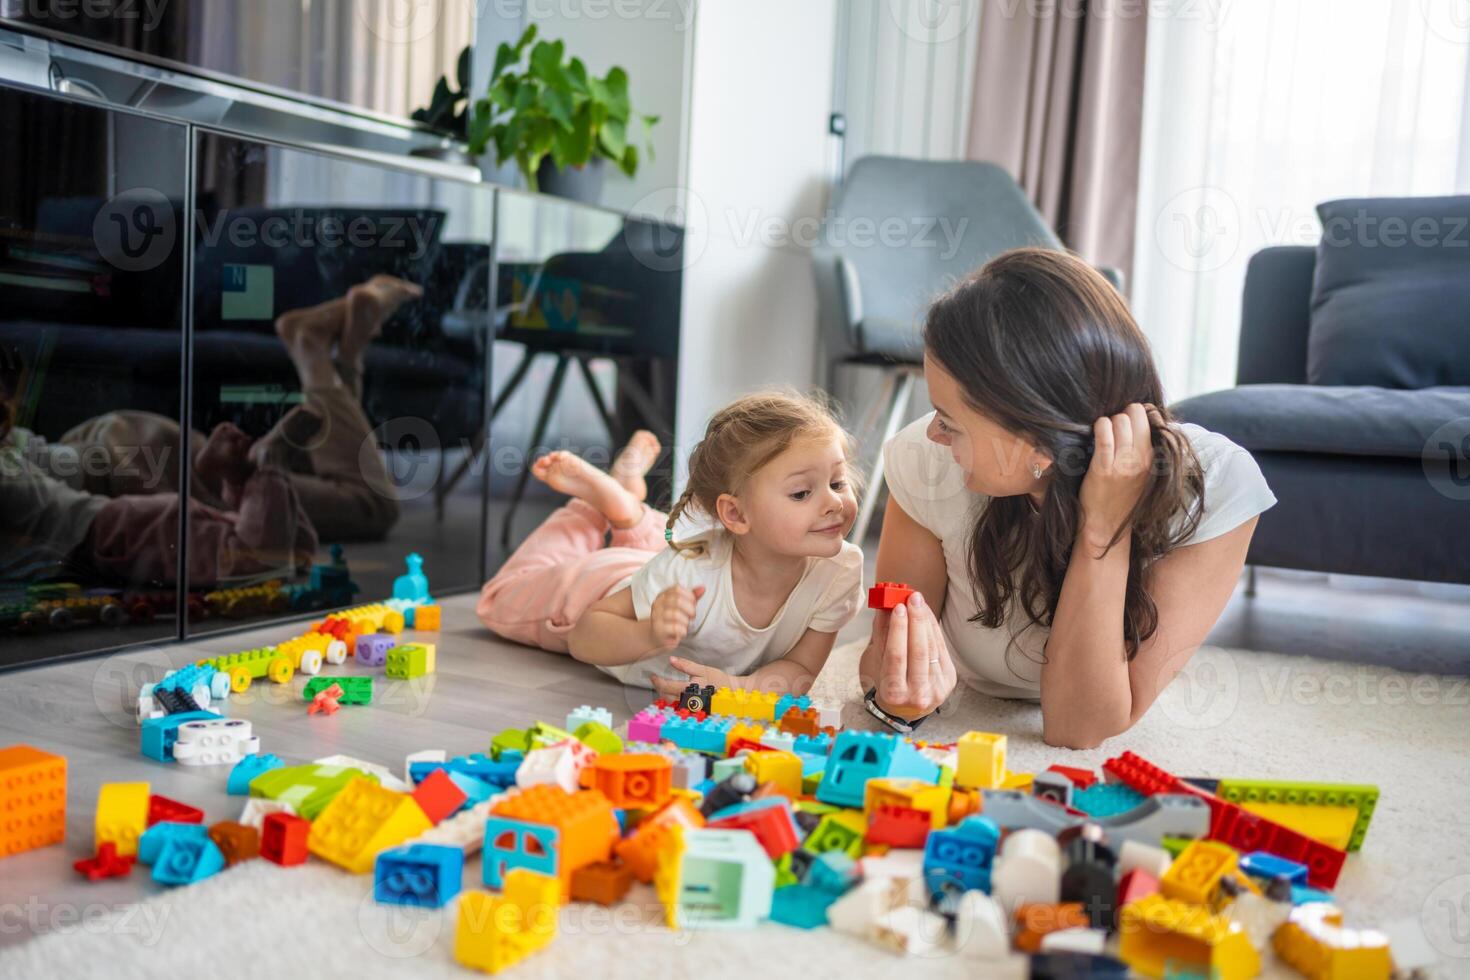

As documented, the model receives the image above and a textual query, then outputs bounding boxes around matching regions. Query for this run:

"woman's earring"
[1031,462,1044,480]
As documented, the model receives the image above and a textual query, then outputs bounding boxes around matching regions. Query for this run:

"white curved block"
[239,798,296,829]
[298,650,323,675]
[1117,839,1172,879]
[325,640,347,665]
[135,693,164,725]
[954,890,1011,960]
[191,684,212,710]
[991,828,1061,908]
[210,672,233,701]
[515,739,598,793]
[871,905,948,957]
[1040,928,1106,955]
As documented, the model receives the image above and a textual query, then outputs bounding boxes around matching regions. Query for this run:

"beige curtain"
[966,0,1148,286]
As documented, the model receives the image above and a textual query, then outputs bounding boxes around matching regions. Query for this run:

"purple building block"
[627,708,671,744]
[356,633,395,667]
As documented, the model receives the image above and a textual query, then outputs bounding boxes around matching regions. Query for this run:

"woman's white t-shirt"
[883,412,1277,699]
[600,530,865,689]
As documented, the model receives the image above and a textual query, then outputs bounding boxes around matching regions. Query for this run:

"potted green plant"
[474,26,658,202]
[409,45,475,165]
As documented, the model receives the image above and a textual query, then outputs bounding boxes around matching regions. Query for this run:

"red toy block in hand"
[867,582,916,611]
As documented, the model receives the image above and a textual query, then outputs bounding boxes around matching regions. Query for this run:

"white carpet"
[2,642,1466,979]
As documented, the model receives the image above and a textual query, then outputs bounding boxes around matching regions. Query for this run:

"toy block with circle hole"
[74,841,135,881]
[261,812,310,865]
[386,643,436,679]
[0,745,66,858]
[628,742,708,790]
[742,750,803,797]
[413,604,441,631]
[566,705,613,733]
[817,731,940,808]
[140,823,225,885]
[355,634,395,667]
[454,870,559,975]
[1273,902,1391,980]
[517,739,599,795]
[412,768,470,824]
[706,797,802,859]
[864,776,950,830]
[802,808,868,859]
[868,582,915,610]
[655,826,774,930]
[208,820,259,865]
[1161,840,1239,905]
[955,732,1008,790]
[374,843,463,907]
[578,753,672,809]
[306,777,431,873]
[484,786,618,897]
[303,676,372,705]
[614,796,705,882]
[1119,894,1260,980]
[570,861,633,904]
[1032,770,1075,807]
[1216,778,1377,851]
[95,781,150,857]
[140,710,221,763]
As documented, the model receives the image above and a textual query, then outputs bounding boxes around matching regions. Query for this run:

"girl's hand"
[874,593,956,721]
[651,656,735,698]
[1079,403,1156,548]
[648,585,705,650]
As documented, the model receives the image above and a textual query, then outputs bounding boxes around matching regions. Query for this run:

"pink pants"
[477,499,667,653]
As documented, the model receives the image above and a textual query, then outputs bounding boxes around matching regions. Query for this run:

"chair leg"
[1244,565,1258,597]
[848,369,916,545]
[437,347,537,520]
[500,354,572,551]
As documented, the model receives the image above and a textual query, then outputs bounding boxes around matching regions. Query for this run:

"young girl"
[477,391,865,695]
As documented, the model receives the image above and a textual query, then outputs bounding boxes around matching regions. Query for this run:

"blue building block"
[446,771,495,810]
[567,705,614,732]
[481,817,560,889]
[151,834,225,886]
[374,844,463,907]
[816,731,939,808]
[923,815,1000,897]
[140,710,222,762]
[1290,884,1334,905]
[1073,782,1147,818]
[138,821,212,865]
[410,753,520,789]
[1241,851,1309,885]
[392,552,432,603]
[773,694,812,721]
[793,733,833,756]
[156,663,219,698]
[662,715,734,755]
[229,753,284,795]
[808,851,859,893]
[770,885,838,929]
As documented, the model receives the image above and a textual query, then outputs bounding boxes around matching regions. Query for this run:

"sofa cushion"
[1172,384,1470,459]
[1308,196,1470,388]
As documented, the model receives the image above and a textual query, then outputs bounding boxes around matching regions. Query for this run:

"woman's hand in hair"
[1079,402,1156,551]
[873,593,956,721]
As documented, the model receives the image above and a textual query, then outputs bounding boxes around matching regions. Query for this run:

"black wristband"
[863,686,929,734]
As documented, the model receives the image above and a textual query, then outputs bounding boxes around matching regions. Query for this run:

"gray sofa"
[1174,197,1470,585]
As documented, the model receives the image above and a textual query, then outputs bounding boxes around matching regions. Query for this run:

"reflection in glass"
[0,84,188,666]
[480,190,683,562]
[186,131,493,634]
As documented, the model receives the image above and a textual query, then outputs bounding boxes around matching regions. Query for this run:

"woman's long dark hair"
[0,345,20,442]
[923,248,1204,660]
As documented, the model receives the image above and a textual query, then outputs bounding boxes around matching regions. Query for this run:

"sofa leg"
[1244,565,1258,598]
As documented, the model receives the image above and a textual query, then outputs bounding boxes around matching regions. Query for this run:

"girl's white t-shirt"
[600,530,865,688]
[883,412,1277,699]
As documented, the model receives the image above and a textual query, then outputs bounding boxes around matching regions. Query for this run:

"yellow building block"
[653,825,688,928]
[1162,840,1239,905]
[863,777,950,829]
[1240,802,1358,851]
[95,782,150,857]
[1273,903,1391,980]
[0,745,66,858]
[1119,894,1261,980]
[744,751,802,796]
[1000,771,1034,791]
[725,721,766,753]
[746,691,779,722]
[710,687,739,717]
[454,871,560,974]
[955,732,1007,789]
[306,777,431,873]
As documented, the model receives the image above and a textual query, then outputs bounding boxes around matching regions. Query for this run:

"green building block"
[573,721,623,755]
[248,763,379,819]
[1160,836,1192,858]
[711,757,746,783]
[385,643,434,679]
[1215,778,1379,851]
[527,721,573,748]
[804,811,866,858]
[489,729,532,759]
[302,676,373,705]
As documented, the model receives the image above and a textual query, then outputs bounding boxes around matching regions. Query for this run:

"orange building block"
[613,796,705,882]
[579,754,672,809]
[414,604,441,630]
[0,745,66,858]
[569,862,633,905]
[1015,903,1090,953]
[489,786,619,898]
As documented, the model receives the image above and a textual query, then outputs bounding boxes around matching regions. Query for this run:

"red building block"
[146,794,204,827]
[261,812,310,865]
[1046,765,1099,789]
[73,842,135,881]
[412,768,469,825]
[867,582,915,611]
[867,804,932,848]
[707,800,800,859]
[1117,868,1159,908]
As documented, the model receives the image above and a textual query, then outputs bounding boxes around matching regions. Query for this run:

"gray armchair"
[1175,214,1470,585]
[813,156,1120,541]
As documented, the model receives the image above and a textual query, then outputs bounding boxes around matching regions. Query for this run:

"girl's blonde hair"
[665,389,860,555]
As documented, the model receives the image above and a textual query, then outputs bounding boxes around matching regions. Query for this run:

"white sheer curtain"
[1131,0,1470,399]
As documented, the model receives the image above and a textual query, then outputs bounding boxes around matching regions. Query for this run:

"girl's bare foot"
[195,422,255,492]
[532,450,644,529]
[609,430,661,502]
[340,276,424,367]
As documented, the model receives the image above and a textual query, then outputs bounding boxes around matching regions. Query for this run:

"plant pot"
[535,157,605,205]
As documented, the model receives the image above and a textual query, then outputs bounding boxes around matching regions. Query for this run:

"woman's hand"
[873,593,957,721]
[648,585,705,650]
[1079,403,1157,548]
[650,656,735,699]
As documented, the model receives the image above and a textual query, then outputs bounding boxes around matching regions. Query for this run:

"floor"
[1,551,1467,955]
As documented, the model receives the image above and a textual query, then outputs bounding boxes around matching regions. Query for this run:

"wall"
[674,0,839,459]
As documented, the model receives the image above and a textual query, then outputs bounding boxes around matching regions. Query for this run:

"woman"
[858,248,1275,748]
